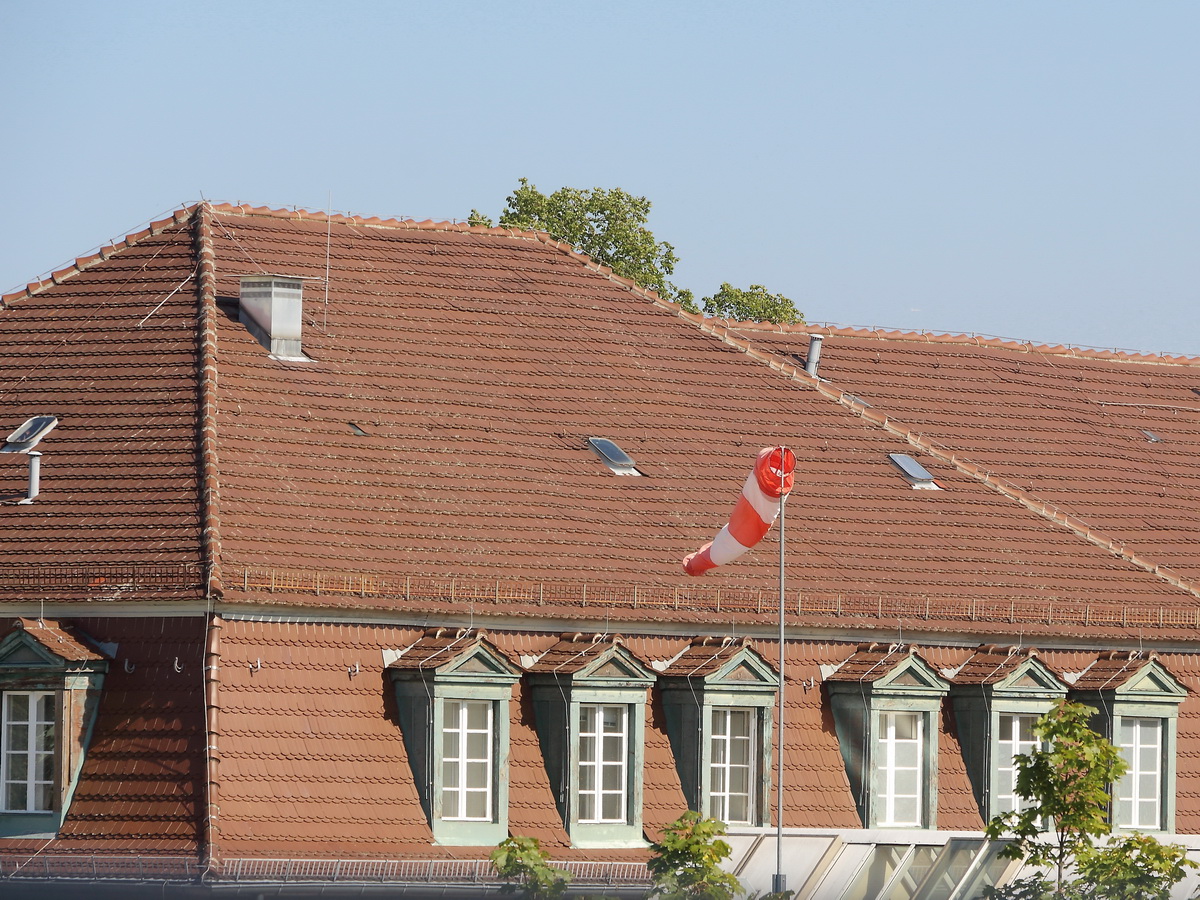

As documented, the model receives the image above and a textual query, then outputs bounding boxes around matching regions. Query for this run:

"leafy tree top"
[701,283,803,325]
[984,699,1196,900]
[478,178,698,311]
[647,811,744,900]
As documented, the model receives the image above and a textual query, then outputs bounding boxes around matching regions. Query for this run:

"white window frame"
[439,698,494,822]
[876,711,923,827]
[578,703,628,824]
[995,713,1040,815]
[1116,716,1162,830]
[2,691,56,814]
[709,707,756,825]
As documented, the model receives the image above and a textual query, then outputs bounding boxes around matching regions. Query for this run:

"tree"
[984,700,1195,900]
[701,283,802,325]
[490,835,571,900]
[647,811,744,900]
[480,178,699,312]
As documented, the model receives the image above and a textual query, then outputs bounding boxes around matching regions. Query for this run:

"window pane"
[579,736,596,764]
[601,793,622,821]
[578,793,594,821]
[466,732,488,760]
[465,791,488,819]
[466,761,489,790]
[580,706,595,732]
[442,730,459,758]
[441,789,460,819]
[602,735,623,763]
[34,783,53,812]
[466,702,489,731]
[602,764,623,791]
[893,713,917,741]
[892,796,919,826]
[602,707,621,733]
[7,694,28,721]
[727,795,748,824]
[443,760,460,789]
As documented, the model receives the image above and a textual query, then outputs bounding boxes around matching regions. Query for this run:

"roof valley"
[704,324,1200,603]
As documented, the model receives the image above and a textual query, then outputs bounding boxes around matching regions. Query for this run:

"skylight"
[349,422,369,436]
[587,437,642,476]
[887,453,941,490]
[1,416,58,453]
[1140,429,1163,443]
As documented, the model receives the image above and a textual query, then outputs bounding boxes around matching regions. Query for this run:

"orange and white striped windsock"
[683,446,796,576]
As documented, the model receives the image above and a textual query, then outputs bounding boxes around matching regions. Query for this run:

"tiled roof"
[3,202,1199,640]
[7,617,208,855]
[4,617,108,662]
[386,627,514,671]
[824,642,930,683]
[949,645,1054,685]
[658,636,769,678]
[726,323,1200,600]
[0,208,205,598]
[525,633,640,674]
[1068,649,1166,691]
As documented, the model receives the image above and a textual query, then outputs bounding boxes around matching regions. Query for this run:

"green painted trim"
[0,812,57,839]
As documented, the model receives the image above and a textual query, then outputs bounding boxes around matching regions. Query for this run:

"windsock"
[683,446,796,576]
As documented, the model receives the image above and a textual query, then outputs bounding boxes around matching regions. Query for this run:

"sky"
[2,1,1197,356]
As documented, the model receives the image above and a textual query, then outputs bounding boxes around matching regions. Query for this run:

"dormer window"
[527,634,655,847]
[0,618,109,837]
[658,637,779,826]
[947,645,1067,821]
[1066,651,1187,832]
[825,643,950,829]
[387,628,521,846]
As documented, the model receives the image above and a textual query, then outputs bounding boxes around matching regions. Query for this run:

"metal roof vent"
[887,453,941,490]
[805,334,824,377]
[239,275,307,360]
[2,416,59,504]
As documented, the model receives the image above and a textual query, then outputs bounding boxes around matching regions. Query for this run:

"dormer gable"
[826,645,949,702]
[527,634,655,688]
[0,618,108,677]
[387,628,521,691]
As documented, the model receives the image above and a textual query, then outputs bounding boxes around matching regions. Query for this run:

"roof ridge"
[718,320,1200,366]
[1,203,199,309]
[192,202,224,602]
[689,319,1200,601]
[204,202,705,323]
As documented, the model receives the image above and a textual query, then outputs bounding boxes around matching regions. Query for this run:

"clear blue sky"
[3,1,1197,355]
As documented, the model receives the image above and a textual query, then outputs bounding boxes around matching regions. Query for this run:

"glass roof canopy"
[728,832,1016,900]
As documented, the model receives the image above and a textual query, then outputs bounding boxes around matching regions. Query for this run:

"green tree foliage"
[490,835,571,900]
[647,811,744,900]
[700,283,802,325]
[984,700,1196,900]
[489,178,699,313]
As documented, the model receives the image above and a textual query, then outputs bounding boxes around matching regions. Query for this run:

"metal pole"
[773,487,787,897]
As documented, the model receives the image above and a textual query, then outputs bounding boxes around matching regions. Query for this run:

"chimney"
[239,276,305,358]
[17,452,41,505]
[805,334,824,377]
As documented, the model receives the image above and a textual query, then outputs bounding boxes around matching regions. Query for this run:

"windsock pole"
[774,483,787,896]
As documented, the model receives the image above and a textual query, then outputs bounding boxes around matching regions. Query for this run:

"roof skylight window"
[349,422,369,436]
[1,416,58,453]
[587,437,642,476]
[887,453,941,490]
[1140,429,1163,443]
